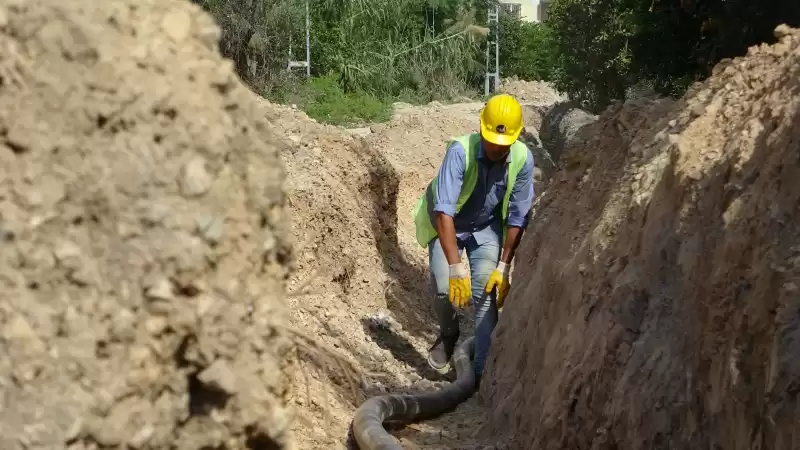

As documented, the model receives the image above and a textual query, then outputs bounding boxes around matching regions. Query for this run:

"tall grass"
[192,0,504,124]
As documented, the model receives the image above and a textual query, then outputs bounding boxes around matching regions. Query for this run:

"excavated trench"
[4,1,799,449]
[346,102,597,449]
[351,338,476,450]
[346,25,800,450]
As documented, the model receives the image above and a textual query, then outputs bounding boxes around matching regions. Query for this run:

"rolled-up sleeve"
[506,149,535,228]
[432,141,466,217]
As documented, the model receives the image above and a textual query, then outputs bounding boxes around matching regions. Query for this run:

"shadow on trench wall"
[357,142,461,381]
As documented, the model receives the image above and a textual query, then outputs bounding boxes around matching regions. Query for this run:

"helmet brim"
[481,128,521,146]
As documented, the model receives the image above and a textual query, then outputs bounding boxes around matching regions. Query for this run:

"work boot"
[427,332,459,374]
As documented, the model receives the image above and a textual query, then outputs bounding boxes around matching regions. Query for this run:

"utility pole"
[305,0,310,77]
[484,4,499,96]
[287,0,311,76]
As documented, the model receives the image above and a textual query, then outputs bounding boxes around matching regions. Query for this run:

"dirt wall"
[270,85,566,448]
[484,25,800,450]
[270,99,484,448]
[0,1,293,449]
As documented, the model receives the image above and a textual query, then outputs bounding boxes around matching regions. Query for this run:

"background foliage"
[498,18,556,82]
[193,0,800,121]
[546,0,800,111]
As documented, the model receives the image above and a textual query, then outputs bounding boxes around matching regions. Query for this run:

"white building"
[498,0,549,23]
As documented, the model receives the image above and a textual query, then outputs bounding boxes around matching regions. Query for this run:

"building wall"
[499,0,543,23]
[538,0,550,22]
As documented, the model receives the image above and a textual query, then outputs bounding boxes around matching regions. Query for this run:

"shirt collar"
[477,140,512,165]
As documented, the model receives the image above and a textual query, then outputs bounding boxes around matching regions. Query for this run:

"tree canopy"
[547,0,800,110]
[193,0,800,120]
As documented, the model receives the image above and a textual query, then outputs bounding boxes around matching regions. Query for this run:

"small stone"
[532,167,544,182]
[145,316,169,335]
[161,9,192,42]
[197,359,238,395]
[6,126,31,154]
[139,203,172,226]
[64,417,84,443]
[53,240,81,263]
[144,276,174,301]
[84,417,123,447]
[196,215,223,244]
[128,425,155,449]
[263,234,276,252]
[22,423,48,446]
[196,294,215,317]
[690,103,706,117]
[774,23,792,40]
[668,134,681,145]
[211,59,235,88]
[67,264,95,286]
[196,22,221,50]
[109,309,136,341]
[180,156,214,197]
[347,127,372,138]
[5,314,36,339]
[687,169,703,180]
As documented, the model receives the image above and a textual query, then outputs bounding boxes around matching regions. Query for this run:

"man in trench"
[412,93,534,386]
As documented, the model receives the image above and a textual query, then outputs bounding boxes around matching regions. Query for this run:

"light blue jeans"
[428,221,501,378]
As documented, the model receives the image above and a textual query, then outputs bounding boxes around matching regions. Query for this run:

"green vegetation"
[546,0,800,111]
[498,17,556,82]
[273,73,391,125]
[194,0,799,121]
[192,0,495,125]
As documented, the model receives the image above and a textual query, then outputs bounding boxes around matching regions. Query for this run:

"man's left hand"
[485,261,511,308]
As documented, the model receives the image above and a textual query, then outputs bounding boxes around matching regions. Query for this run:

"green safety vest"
[412,133,529,249]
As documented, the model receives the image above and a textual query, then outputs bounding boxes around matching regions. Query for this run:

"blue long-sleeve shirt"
[433,140,535,243]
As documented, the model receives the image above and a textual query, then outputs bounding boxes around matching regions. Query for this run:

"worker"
[412,93,534,386]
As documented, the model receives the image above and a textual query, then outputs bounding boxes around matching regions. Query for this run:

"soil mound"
[484,25,800,449]
[500,77,567,106]
[0,1,293,448]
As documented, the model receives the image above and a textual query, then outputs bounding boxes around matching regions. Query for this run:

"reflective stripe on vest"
[412,133,529,248]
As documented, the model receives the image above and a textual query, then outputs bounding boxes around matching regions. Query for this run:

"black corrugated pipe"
[351,337,476,450]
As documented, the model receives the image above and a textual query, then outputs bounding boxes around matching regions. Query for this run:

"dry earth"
[269,82,564,449]
[0,0,294,449]
[0,0,564,447]
[485,24,800,450]
[6,1,796,449]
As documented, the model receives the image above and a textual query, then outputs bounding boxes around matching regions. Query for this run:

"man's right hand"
[448,262,471,308]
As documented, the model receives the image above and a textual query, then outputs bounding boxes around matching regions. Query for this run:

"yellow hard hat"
[480,94,523,146]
